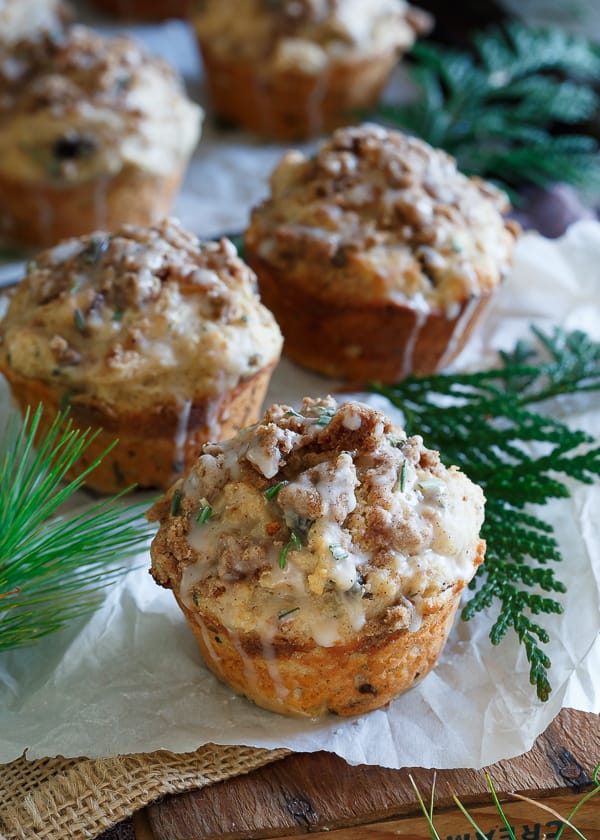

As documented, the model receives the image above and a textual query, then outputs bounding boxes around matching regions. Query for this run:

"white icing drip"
[310,614,343,647]
[186,520,223,560]
[341,408,362,430]
[196,619,221,670]
[47,238,85,264]
[342,593,367,633]
[437,294,482,371]
[401,309,428,378]
[259,623,289,703]
[406,595,423,632]
[180,556,215,608]
[174,399,192,472]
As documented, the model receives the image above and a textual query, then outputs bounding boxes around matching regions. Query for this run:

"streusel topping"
[246,123,519,312]
[0,0,69,45]
[0,26,202,182]
[150,396,485,646]
[0,218,282,405]
[195,0,431,71]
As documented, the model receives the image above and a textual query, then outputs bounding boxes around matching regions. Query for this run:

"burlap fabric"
[0,744,290,840]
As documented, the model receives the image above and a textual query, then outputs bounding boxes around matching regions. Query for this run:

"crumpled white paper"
[1,223,599,769]
[1,11,599,770]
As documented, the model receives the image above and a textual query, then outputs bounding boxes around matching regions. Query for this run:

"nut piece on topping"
[149,395,486,718]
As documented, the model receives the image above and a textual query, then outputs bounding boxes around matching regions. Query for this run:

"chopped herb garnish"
[329,544,348,562]
[264,480,289,501]
[285,408,304,418]
[82,236,109,265]
[279,529,302,569]
[278,606,300,620]
[314,405,335,426]
[112,309,124,322]
[388,435,405,448]
[196,497,212,524]
[73,308,87,333]
[393,459,408,493]
[400,460,408,492]
[170,489,182,516]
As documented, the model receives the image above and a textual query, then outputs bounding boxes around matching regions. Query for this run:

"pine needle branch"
[370,326,600,701]
[374,21,600,194]
[0,405,155,651]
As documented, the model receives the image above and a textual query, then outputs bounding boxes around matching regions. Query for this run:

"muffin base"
[0,364,275,494]
[176,552,484,718]
[0,165,184,249]
[246,254,493,383]
[197,40,402,141]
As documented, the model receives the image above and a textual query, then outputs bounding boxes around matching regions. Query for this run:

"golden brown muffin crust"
[149,396,486,715]
[0,218,283,408]
[0,25,202,184]
[194,0,431,67]
[246,123,519,312]
[149,396,485,645]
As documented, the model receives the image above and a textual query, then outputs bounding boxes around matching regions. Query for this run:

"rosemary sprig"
[375,22,600,195]
[0,405,154,651]
[370,326,600,701]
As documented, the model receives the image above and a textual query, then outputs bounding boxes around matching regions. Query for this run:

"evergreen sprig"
[375,22,600,195]
[0,405,154,651]
[370,326,600,701]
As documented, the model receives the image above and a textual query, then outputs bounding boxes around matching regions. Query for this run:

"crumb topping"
[0,0,69,46]
[246,123,520,311]
[194,0,431,71]
[0,218,283,405]
[0,25,202,182]
[149,396,485,647]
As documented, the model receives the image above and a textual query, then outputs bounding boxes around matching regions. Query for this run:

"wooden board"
[141,708,599,839]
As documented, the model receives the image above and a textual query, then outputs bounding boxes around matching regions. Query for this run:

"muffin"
[0,218,283,494]
[0,26,202,248]
[0,0,70,45]
[245,123,520,384]
[89,0,192,21]
[149,395,486,718]
[193,0,432,141]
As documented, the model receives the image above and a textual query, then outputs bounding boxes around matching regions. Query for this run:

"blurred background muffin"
[149,395,486,717]
[0,218,283,493]
[245,123,520,384]
[192,0,432,141]
[0,26,202,248]
[0,0,71,45]
[87,0,192,21]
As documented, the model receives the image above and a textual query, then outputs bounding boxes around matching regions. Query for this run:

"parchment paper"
[0,11,599,770]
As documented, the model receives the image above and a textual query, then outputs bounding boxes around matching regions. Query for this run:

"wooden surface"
[138,708,599,839]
